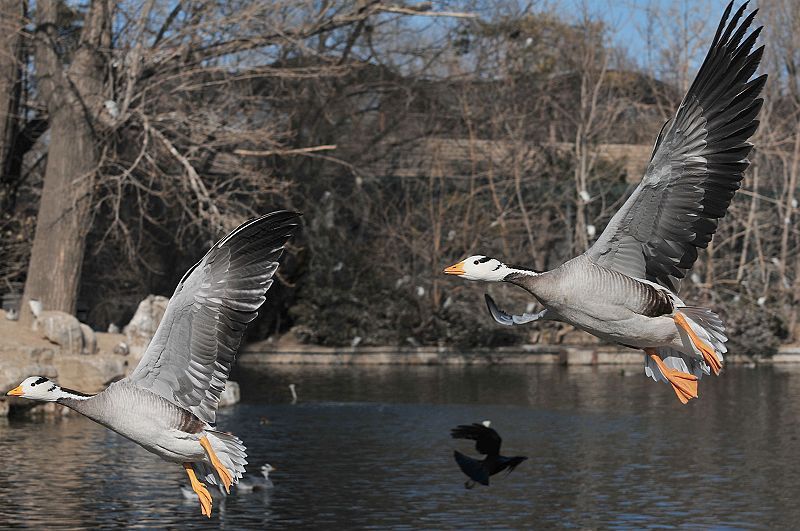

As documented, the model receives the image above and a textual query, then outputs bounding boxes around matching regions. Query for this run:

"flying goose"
[451,423,527,489]
[444,1,765,404]
[6,211,301,517]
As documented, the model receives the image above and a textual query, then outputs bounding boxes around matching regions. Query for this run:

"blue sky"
[557,0,733,69]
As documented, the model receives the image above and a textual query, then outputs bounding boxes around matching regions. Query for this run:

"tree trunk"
[0,0,24,212]
[19,0,111,325]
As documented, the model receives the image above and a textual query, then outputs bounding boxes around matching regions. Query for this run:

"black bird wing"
[451,423,502,456]
[586,1,766,292]
[453,450,490,486]
[497,455,528,477]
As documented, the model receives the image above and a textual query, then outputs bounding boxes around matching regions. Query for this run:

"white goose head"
[6,376,91,402]
[444,255,529,282]
[261,463,275,479]
[7,376,61,401]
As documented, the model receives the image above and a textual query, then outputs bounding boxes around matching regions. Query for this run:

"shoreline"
[238,343,800,366]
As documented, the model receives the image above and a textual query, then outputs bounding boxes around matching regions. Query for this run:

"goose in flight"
[6,211,300,517]
[444,1,765,404]
[451,423,527,489]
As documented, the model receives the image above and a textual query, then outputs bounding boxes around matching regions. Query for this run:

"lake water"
[2,363,800,529]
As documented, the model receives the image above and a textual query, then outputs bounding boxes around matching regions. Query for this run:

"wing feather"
[125,211,300,423]
[586,1,765,291]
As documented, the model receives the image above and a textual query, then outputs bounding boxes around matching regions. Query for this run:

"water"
[1,363,800,529]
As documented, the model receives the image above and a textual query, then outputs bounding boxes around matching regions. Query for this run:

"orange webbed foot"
[674,313,722,375]
[647,351,699,404]
[200,436,233,494]
[183,463,213,518]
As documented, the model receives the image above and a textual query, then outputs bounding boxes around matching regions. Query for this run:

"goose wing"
[586,1,765,292]
[126,211,301,424]
[451,423,502,456]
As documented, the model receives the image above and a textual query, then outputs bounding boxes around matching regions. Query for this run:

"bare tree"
[19,0,112,324]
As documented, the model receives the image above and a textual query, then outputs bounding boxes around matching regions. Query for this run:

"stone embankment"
[238,342,788,367]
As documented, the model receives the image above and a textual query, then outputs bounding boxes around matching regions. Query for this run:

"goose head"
[261,464,275,479]
[6,376,61,402]
[443,255,510,282]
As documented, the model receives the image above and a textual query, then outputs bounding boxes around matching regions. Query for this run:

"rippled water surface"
[2,363,800,529]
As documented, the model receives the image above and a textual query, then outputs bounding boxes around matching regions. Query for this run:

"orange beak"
[443,261,466,275]
[6,385,23,397]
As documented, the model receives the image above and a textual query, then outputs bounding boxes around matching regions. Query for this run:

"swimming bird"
[237,463,275,493]
[451,423,527,489]
[5,211,301,517]
[444,1,765,404]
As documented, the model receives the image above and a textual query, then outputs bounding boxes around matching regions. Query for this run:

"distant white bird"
[104,99,120,118]
[237,464,275,493]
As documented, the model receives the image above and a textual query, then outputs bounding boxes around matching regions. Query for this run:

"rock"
[53,354,128,393]
[34,311,83,354]
[113,342,130,356]
[107,323,120,334]
[218,381,240,407]
[80,323,97,355]
[124,295,169,359]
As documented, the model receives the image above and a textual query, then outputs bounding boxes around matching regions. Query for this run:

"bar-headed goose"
[6,211,300,517]
[444,1,765,404]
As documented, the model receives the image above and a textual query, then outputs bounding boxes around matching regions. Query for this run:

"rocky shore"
[0,311,129,416]
[0,307,240,417]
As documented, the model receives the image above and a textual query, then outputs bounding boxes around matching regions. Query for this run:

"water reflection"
[1,364,799,528]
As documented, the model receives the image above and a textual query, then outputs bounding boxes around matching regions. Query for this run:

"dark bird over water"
[451,423,527,489]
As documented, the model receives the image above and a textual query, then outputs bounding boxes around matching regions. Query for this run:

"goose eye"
[473,260,479,265]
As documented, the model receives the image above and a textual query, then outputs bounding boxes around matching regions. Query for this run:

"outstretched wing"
[586,1,765,292]
[126,211,301,424]
[453,450,490,486]
[451,423,502,456]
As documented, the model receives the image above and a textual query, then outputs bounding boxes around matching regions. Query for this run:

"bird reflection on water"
[2,364,800,528]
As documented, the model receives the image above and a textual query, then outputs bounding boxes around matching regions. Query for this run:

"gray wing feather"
[126,211,300,424]
[586,1,765,292]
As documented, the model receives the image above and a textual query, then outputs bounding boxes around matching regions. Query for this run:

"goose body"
[445,1,762,403]
[60,381,219,463]
[6,211,301,517]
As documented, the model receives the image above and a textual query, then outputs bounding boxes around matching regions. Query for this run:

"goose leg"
[199,436,233,493]
[646,349,698,404]
[673,312,722,375]
[183,463,213,518]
